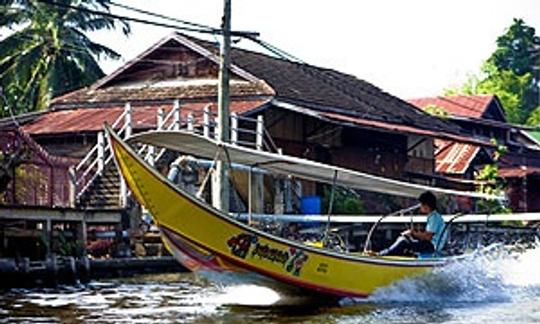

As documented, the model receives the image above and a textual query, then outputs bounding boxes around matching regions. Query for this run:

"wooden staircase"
[78,163,121,209]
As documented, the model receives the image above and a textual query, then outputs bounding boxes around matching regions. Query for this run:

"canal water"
[1,243,540,323]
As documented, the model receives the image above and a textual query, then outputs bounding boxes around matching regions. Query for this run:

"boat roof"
[128,130,503,200]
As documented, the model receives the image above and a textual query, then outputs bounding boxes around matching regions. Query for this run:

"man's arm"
[410,229,434,242]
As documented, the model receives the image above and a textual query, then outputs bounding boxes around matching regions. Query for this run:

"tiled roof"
[434,140,480,174]
[408,95,496,119]
[23,99,269,135]
[72,32,463,136]
[226,43,462,135]
[51,82,273,108]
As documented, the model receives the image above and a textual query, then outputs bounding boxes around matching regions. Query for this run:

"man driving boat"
[376,191,447,256]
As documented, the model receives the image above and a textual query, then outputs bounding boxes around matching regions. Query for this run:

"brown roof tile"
[51,82,273,107]
[69,32,464,136]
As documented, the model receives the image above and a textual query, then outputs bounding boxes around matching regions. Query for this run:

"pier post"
[44,219,52,258]
[173,100,181,130]
[77,220,87,257]
[203,105,210,138]
[97,132,105,174]
[231,113,238,145]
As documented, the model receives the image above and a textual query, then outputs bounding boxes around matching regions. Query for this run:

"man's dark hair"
[419,191,437,210]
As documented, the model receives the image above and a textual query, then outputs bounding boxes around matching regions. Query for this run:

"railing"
[72,100,280,208]
[73,103,132,202]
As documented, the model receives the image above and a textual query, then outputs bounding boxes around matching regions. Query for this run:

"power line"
[12,1,302,65]
[246,36,304,63]
[109,1,215,32]
[36,0,259,38]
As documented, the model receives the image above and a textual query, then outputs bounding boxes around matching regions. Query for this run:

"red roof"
[22,99,269,135]
[408,95,495,119]
[434,140,480,174]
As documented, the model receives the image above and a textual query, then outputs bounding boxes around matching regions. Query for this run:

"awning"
[128,130,503,200]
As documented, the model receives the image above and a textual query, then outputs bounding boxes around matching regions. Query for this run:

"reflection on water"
[1,244,540,323]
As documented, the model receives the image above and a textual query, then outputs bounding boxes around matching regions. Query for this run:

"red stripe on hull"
[160,224,369,298]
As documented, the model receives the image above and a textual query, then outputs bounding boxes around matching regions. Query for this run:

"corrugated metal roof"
[22,99,269,135]
[435,140,480,174]
[408,95,494,119]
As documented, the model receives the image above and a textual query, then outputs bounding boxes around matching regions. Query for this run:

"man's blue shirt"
[426,211,447,251]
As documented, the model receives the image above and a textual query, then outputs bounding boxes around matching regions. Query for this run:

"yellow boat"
[106,125,470,298]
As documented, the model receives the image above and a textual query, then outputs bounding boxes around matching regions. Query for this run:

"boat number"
[227,233,309,276]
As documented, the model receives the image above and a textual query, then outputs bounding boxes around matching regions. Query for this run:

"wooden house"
[409,95,540,211]
[1,32,481,227]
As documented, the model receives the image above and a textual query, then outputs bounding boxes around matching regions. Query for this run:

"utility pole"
[212,0,231,212]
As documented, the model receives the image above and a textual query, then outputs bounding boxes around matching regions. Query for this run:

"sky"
[91,0,540,99]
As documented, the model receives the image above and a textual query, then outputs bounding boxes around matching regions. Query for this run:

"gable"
[481,96,506,122]
[409,95,506,123]
[93,34,259,89]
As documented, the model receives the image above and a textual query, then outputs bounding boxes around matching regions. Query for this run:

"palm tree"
[0,0,130,116]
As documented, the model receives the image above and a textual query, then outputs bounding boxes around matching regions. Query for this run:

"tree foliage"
[474,139,511,213]
[488,18,539,114]
[446,19,540,125]
[0,0,130,117]
[424,104,449,119]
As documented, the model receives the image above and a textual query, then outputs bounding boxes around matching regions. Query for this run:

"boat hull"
[107,126,446,298]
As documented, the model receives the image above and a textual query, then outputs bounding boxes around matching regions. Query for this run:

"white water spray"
[367,242,540,304]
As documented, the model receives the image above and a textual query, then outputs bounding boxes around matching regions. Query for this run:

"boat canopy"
[128,131,503,200]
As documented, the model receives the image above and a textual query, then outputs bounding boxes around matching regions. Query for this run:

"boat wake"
[363,240,540,305]
[198,241,540,307]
